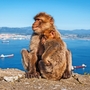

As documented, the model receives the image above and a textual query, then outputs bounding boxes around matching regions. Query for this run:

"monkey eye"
[36,19,43,22]
[36,19,40,21]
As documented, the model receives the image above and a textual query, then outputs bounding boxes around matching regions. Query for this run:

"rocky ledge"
[0,68,90,90]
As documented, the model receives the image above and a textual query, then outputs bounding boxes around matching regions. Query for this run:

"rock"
[4,76,18,82]
[72,73,90,84]
[0,68,90,90]
[0,68,24,82]
[3,74,23,82]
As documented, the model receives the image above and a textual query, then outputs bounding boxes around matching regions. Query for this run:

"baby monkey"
[39,30,67,80]
[41,30,61,65]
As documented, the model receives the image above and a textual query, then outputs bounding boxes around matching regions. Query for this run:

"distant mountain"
[0,27,33,35]
[59,29,90,35]
[0,27,90,39]
[59,29,90,39]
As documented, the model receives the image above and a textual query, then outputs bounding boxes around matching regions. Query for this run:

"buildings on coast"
[0,33,90,40]
[0,34,30,40]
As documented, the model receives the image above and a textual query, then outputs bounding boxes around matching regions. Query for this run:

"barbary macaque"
[21,12,72,79]
[39,30,69,80]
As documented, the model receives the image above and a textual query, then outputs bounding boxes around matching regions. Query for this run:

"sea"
[0,38,90,75]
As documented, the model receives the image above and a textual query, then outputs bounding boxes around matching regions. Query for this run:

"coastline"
[0,33,90,41]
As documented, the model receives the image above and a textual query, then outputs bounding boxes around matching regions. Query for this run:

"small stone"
[4,76,18,82]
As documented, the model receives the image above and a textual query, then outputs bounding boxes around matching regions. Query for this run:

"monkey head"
[41,30,56,44]
[32,12,54,34]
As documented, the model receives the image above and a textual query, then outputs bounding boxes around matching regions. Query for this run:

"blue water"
[0,39,29,71]
[64,39,90,74]
[0,39,90,74]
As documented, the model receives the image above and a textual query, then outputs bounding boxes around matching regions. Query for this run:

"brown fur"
[21,12,72,79]
[39,30,67,80]
[62,49,72,79]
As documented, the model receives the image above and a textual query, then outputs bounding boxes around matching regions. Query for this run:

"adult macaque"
[21,12,72,79]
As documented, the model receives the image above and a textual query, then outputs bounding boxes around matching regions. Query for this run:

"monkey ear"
[50,30,56,37]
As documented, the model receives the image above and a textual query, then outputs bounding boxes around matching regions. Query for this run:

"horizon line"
[0,26,90,30]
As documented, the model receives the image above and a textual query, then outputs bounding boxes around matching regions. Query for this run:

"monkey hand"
[43,59,51,66]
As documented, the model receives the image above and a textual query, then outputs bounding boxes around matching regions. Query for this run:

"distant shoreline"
[0,33,90,41]
[0,33,31,40]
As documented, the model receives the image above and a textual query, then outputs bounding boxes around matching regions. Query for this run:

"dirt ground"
[0,68,90,90]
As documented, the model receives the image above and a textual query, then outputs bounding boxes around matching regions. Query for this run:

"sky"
[0,0,90,30]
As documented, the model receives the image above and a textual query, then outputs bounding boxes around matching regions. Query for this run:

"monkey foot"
[25,72,40,78]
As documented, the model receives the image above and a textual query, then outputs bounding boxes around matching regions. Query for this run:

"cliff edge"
[0,68,90,90]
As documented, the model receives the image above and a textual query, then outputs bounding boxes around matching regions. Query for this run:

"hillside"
[0,27,33,35]
[0,27,90,39]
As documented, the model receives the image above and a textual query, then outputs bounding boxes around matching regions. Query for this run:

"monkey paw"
[25,72,40,78]
[62,71,72,79]
[43,60,51,66]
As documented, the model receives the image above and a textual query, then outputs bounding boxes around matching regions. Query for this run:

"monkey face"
[32,19,52,34]
[32,12,54,34]
[42,30,56,40]
[40,33,54,45]
[32,19,43,33]
[41,37,46,44]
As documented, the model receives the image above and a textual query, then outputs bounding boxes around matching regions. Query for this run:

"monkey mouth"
[32,27,39,31]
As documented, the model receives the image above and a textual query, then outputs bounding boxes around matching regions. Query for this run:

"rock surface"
[0,68,90,90]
